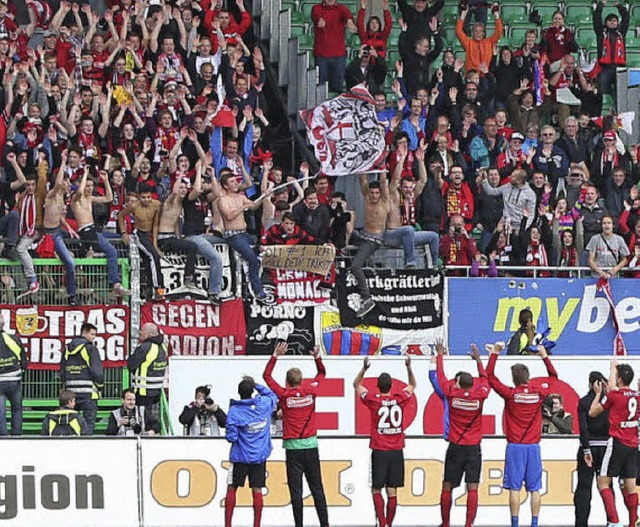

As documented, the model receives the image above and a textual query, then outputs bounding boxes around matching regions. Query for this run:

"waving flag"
[300,84,387,176]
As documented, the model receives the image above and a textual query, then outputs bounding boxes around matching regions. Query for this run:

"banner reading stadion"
[447,278,640,355]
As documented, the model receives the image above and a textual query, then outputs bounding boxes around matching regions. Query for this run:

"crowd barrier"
[0,436,608,526]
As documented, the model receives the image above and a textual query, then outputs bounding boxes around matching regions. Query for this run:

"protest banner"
[261,244,335,276]
[140,299,246,356]
[336,269,444,330]
[1,305,129,369]
[272,269,332,306]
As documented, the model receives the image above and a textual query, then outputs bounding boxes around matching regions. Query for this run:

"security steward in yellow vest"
[60,323,104,435]
[41,389,87,436]
[127,323,167,415]
[0,313,27,436]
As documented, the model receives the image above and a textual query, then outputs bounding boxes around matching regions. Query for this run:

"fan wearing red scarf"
[15,158,47,297]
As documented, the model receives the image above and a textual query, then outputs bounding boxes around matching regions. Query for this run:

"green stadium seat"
[626,50,640,66]
[533,6,562,26]
[510,27,536,45]
[281,0,298,11]
[290,10,306,25]
[296,33,314,52]
[290,25,306,38]
[500,5,528,23]
[626,36,640,50]
[504,12,529,26]
[300,1,315,18]
[346,31,361,49]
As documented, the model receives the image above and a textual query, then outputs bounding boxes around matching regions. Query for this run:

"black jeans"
[0,380,22,435]
[285,447,329,527]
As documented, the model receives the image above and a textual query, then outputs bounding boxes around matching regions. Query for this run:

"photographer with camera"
[106,389,160,437]
[542,393,573,434]
[179,385,227,436]
[439,213,478,270]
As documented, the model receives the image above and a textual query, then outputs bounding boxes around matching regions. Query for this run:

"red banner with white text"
[140,299,247,356]
[1,305,130,370]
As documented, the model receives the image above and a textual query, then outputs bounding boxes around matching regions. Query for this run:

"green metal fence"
[2,254,131,433]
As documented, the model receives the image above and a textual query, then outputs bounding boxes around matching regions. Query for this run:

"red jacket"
[439,234,477,266]
[312,2,353,58]
[357,8,392,59]
[263,355,326,441]
[541,26,578,64]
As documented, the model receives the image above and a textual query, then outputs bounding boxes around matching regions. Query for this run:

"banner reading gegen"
[1,305,129,370]
[140,299,247,356]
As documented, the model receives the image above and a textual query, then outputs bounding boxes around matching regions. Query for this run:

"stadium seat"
[503,11,529,26]
[300,1,315,18]
[626,36,640,50]
[510,27,536,45]
[626,50,640,67]
[575,29,597,50]
[601,94,615,113]
[281,0,298,11]
[533,6,562,26]
[500,5,528,24]
[296,33,314,52]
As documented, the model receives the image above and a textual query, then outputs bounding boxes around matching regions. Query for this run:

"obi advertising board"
[447,278,640,355]
[0,437,610,526]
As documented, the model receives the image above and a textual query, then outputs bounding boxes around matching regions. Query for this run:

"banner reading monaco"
[300,84,386,175]
[448,278,640,355]
[140,299,247,356]
[0,305,129,369]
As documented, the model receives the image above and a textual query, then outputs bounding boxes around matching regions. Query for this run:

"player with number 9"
[589,361,640,527]
[353,355,416,527]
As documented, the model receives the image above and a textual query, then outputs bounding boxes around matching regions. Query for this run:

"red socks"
[623,489,638,526]
[600,487,619,524]
[386,496,397,527]
[373,492,386,527]
[252,490,263,527]
[466,489,479,527]
[440,489,452,527]
[225,487,237,527]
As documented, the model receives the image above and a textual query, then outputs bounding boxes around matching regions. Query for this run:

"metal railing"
[442,265,636,278]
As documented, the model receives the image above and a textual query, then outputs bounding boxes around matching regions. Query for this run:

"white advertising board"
[0,439,139,526]
[168,355,640,437]
[140,437,604,527]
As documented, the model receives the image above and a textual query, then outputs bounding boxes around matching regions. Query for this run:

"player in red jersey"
[262,342,329,527]
[353,355,416,527]
[589,360,640,527]
[436,342,491,527]
[487,342,557,527]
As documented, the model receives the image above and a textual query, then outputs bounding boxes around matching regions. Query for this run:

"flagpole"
[267,170,387,194]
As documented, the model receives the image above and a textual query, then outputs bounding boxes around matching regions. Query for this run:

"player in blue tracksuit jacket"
[429,355,450,440]
[225,376,277,527]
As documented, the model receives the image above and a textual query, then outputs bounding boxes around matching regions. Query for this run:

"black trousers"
[285,447,329,527]
[574,445,606,527]
[136,231,164,288]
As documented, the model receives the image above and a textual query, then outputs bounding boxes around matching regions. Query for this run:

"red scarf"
[600,31,626,66]
[526,240,550,276]
[20,193,37,237]
[600,149,619,175]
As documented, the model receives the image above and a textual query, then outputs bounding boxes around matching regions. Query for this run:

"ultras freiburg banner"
[0,305,129,369]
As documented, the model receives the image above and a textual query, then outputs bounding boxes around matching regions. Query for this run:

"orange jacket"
[456,18,504,74]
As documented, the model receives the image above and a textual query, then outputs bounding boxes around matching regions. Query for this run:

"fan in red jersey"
[262,342,329,527]
[589,360,640,527]
[487,341,558,527]
[435,342,491,527]
[353,355,416,527]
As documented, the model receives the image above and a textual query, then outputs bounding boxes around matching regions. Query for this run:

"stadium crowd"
[0,0,637,312]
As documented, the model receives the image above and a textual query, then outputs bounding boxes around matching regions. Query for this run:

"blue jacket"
[428,366,450,440]
[226,384,278,464]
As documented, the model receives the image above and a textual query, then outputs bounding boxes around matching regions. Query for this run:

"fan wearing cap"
[497,132,531,184]
[590,129,630,188]
[593,0,629,96]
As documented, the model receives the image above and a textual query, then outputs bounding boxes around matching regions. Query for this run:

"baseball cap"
[603,130,616,140]
[43,29,57,38]
[510,132,525,141]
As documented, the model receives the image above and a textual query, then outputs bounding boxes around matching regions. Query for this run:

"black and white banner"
[244,285,316,355]
[337,269,444,330]
[159,245,239,299]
